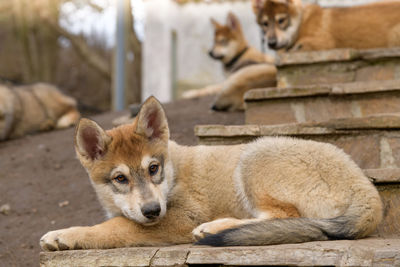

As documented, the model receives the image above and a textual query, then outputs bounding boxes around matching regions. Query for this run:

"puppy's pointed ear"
[226,12,242,33]
[75,119,112,161]
[210,18,220,28]
[287,0,301,5]
[275,0,290,5]
[252,0,265,13]
[135,96,169,142]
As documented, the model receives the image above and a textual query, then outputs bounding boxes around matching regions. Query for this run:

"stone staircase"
[40,48,400,266]
[194,47,400,265]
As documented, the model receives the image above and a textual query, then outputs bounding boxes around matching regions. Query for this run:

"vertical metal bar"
[171,30,177,99]
[113,0,125,111]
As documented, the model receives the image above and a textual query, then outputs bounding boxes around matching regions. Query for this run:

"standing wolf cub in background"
[183,12,276,111]
[0,83,80,141]
[40,96,382,250]
[253,0,400,51]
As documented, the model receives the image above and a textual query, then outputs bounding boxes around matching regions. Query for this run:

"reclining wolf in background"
[0,83,80,140]
[183,12,276,111]
[252,0,400,51]
[40,96,382,250]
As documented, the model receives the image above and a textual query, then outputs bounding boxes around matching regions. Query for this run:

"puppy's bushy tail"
[196,216,355,246]
[195,199,382,247]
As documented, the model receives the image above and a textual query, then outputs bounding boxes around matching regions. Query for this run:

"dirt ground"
[0,96,243,267]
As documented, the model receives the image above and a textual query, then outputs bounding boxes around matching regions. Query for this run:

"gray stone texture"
[276,48,400,88]
[245,80,400,125]
[40,238,400,267]
[195,116,400,169]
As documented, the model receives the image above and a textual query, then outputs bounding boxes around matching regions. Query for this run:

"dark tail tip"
[195,229,236,247]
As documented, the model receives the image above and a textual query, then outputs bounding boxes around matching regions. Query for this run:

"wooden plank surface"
[40,238,400,267]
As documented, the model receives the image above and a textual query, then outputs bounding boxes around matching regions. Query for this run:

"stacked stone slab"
[40,239,400,266]
[196,48,400,241]
[245,80,400,125]
[198,48,400,162]
[246,48,400,125]
[276,48,400,88]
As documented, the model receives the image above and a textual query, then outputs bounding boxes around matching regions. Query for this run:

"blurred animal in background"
[183,12,276,111]
[252,0,400,51]
[0,83,80,141]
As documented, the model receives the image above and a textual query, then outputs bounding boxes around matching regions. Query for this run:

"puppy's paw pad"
[192,218,243,241]
[40,230,75,251]
[192,227,209,240]
[192,220,224,240]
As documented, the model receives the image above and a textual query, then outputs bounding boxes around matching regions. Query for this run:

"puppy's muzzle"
[209,50,224,60]
[141,202,161,220]
[268,37,278,49]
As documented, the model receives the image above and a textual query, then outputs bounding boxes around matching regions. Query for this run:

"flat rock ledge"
[276,47,400,66]
[40,238,400,267]
[244,80,400,101]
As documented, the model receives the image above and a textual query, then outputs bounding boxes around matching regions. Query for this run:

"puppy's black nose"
[141,202,161,219]
[268,38,277,49]
[211,104,229,112]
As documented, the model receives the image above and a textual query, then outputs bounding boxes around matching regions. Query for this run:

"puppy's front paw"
[192,222,211,241]
[182,89,199,99]
[40,227,83,251]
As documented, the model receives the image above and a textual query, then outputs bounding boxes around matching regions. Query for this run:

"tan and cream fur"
[0,83,80,141]
[40,96,382,250]
[253,0,400,51]
[182,12,276,111]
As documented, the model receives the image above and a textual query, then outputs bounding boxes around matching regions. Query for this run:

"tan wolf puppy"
[40,96,382,250]
[252,0,400,51]
[0,83,80,141]
[183,12,276,111]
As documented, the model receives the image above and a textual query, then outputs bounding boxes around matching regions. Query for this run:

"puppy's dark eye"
[263,21,269,27]
[114,175,128,184]
[149,164,159,176]
[278,18,286,24]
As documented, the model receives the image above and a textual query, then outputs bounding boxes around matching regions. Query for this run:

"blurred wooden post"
[125,0,142,105]
[113,0,126,111]
[11,0,59,83]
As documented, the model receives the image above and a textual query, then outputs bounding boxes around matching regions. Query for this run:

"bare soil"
[0,96,243,267]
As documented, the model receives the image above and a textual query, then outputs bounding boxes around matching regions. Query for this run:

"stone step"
[40,238,400,267]
[276,47,400,88]
[195,115,400,169]
[244,80,400,125]
[363,168,400,238]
